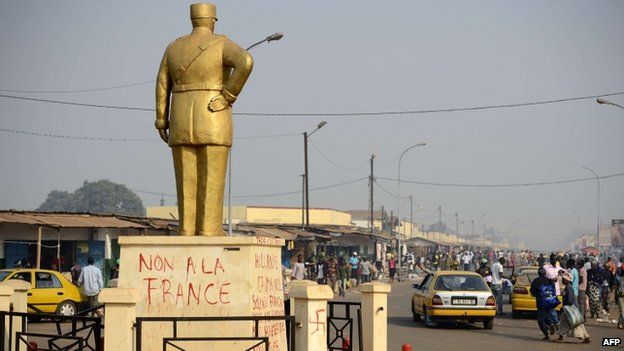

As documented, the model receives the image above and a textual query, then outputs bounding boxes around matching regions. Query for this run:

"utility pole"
[471,219,475,237]
[381,205,385,232]
[483,224,486,246]
[303,132,310,230]
[369,154,375,233]
[302,122,327,231]
[438,206,442,231]
[410,195,414,239]
[301,174,306,229]
[455,213,459,237]
[582,166,600,252]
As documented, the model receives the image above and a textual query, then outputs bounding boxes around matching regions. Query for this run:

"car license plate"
[452,298,476,305]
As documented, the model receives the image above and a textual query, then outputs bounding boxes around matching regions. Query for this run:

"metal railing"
[0,306,103,351]
[327,301,362,351]
[135,315,296,351]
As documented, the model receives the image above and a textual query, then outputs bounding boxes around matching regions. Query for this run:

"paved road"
[385,281,623,351]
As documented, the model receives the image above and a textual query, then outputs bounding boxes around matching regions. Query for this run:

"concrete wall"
[247,207,351,226]
[147,205,353,226]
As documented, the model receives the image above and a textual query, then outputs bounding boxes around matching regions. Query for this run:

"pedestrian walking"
[389,255,397,284]
[326,256,338,292]
[77,257,103,317]
[544,254,562,297]
[568,258,579,307]
[537,253,546,268]
[587,261,602,319]
[291,254,305,281]
[316,258,326,285]
[554,271,591,343]
[462,252,471,271]
[360,257,371,283]
[577,260,588,319]
[613,266,624,329]
[491,257,506,315]
[338,257,347,297]
[530,267,560,341]
[601,263,613,313]
[70,261,82,285]
[349,252,359,286]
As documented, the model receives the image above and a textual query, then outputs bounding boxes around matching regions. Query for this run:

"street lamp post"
[227,33,284,236]
[370,154,376,233]
[597,98,624,110]
[582,166,600,251]
[304,121,327,230]
[397,142,426,266]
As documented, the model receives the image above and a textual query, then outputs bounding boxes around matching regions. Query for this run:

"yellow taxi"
[511,267,562,318]
[0,268,88,316]
[411,271,496,329]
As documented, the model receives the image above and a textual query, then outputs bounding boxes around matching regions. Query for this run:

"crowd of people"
[290,251,402,296]
[528,253,624,343]
[422,248,624,344]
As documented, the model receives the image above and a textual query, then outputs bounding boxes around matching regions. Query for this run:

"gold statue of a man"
[155,3,253,236]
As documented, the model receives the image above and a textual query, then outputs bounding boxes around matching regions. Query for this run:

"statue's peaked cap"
[190,3,217,20]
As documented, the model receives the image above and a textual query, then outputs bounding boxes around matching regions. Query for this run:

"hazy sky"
[1,1,623,249]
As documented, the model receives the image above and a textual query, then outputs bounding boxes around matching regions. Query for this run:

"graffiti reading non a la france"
[138,253,231,306]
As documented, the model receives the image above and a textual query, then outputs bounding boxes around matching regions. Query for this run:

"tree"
[37,180,145,216]
[37,190,75,212]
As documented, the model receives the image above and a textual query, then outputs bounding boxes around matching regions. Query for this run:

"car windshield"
[0,271,10,281]
[434,275,489,291]
[516,271,538,286]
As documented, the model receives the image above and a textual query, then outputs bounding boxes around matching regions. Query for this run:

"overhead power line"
[0,94,153,112]
[1,90,623,116]
[0,127,300,142]
[308,139,369,171]
[377,172,624,188]
[132,176,368,200]
[0,80,154,94]
[374,180,410,199]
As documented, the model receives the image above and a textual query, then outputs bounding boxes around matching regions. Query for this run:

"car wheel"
[511,310,520,319]
[411,302,421,322]
[423,307,434,328]
[57,301,77,316]
[483,317,494,330]
[413,311,421,322]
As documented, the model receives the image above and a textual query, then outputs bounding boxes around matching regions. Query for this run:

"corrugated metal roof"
[0,211,153,229]
[252,227,298,240]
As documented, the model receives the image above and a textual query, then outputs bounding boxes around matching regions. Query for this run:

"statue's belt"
[172,83,223,92]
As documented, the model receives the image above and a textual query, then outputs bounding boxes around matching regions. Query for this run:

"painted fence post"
[289,283,333,351]
[360,282,391,351]
[98,288,139,351]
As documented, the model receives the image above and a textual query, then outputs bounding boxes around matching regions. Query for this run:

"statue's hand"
[208,95,230,112]
[158,129,169,144]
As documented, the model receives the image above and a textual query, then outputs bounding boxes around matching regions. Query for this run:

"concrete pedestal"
[117,236,286,351]
[99,288,139,351]
[289,283,333,351]
[359,282,391,351]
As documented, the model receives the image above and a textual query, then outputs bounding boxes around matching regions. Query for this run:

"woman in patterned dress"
[586,261,602,319]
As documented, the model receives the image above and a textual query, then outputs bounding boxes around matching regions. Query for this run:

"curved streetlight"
[397,142,426,266]
[303,121,328,230]
[582,166,600,252]
[246,32,284,51]
[227,32,284,235]
[596,98,624,110]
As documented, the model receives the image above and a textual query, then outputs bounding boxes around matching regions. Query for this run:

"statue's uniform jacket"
[156,34,232,147]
